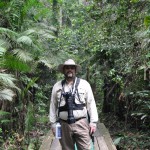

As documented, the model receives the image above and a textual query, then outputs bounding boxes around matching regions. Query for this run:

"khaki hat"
[58,59,81,73]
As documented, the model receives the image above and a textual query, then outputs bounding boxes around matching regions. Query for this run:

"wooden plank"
[96,136,109,150]
[50,139,62,150]
[94,137,100,150]
[98,123,117,150]
[39,130,53,150]
[93,126,102,137]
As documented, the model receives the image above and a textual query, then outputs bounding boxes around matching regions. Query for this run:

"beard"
[65,71,75,79]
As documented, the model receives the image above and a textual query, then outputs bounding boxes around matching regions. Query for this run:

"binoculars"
[63,92,75,124]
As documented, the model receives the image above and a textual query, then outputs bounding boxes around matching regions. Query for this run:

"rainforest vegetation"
[0,0,150,149]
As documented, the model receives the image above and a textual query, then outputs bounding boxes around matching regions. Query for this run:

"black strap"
[61,77,80,95]
[58,78,87,118]
[59,103,86,112]
[73,78,80,95]
[57,92,63,120]
[61,79,66,87]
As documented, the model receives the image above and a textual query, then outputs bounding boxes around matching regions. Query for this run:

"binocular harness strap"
[58,77,85,116]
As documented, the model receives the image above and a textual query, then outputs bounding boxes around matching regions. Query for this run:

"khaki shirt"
[49,78,98,124]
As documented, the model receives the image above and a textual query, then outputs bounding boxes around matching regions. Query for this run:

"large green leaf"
[114,137,122,145]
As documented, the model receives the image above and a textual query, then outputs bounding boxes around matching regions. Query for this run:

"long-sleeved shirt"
[49,78,98,124]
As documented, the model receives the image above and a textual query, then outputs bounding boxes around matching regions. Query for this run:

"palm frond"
[4,54,31,72]
[0,27,18,38]
[37,29,56,39]
[38,58,52,69]
[0,39,11,50]
[31,23,56,39]
[0,89,15,101]
[13,49,33,62]
[21,29,36,36]
[17,36,33,46]
[0,46,6,56]
[38,50,70,70]
[0,73,18,89]
[36,23,57,32]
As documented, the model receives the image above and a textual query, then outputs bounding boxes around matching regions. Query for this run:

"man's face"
[63,65,76,79]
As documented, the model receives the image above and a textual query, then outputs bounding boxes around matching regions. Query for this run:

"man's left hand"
[89,122,96,134]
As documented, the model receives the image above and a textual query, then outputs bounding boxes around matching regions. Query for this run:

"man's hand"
[51,123,56,135]
[89,122,96,134]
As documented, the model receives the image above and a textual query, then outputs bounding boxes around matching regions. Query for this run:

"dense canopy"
[0,0,150,149]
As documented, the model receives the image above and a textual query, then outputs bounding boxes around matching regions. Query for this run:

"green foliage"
[0,38,20,101]
[0,127,3,143]
[0,0,150,149]
[144,16,150,27]
[0,73,17,88]
[20,76,38,100]
[114,131,150,149]
[0,110,11,125]
[35,87,49,125]
[129,90,150,128]
[4,54,31,72]
[0,73,19,100]
[25,102,36,132]
[0,89,15,101]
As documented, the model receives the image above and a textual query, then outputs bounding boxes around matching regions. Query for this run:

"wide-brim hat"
[58,59,81,73]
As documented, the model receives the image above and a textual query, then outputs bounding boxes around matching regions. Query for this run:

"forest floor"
[101,113,150,150]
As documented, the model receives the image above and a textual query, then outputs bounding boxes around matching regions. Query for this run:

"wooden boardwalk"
[40,122,117,150]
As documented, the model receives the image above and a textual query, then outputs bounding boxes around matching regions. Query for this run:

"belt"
[60,117,86,123]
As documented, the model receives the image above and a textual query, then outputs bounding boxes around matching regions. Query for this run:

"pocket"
[76,88,86,104]
[77,118,90,130]
[56,89,66,106]
[56,89,62,102]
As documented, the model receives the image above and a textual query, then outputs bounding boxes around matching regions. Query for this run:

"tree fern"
[17,35,33,46]
[0,73,19,90]
[0,46,6,55]
[4,54,31,72]
[0,45,6,66]
[0,89,15,101]
[38,58,53,69]
[13,49,33,62]
[0,27,18,38]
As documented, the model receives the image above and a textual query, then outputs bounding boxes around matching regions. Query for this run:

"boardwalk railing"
[40,121,117,150]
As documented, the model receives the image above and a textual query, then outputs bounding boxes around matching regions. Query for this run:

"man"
[49,59,98,150]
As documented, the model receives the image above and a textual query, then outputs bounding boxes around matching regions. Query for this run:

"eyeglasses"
[64,65,76,70]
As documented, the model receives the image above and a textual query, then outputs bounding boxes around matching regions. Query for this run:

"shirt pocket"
[56,89,62,102]
[75,88,86,104]
[56,89,65,106]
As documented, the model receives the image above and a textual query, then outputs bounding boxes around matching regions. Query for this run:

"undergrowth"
[101,113,150,150]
